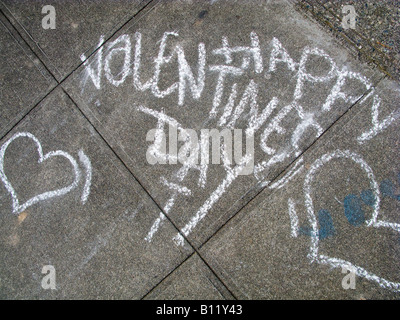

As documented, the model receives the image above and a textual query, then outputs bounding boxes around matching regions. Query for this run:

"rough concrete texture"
[0,0,399,299]
[0,11,56,138]
[201,78,400,299]
[295,0,400,80]
[0,88,192,299]
[144,254,234,300]
[64,0,382,249]
[0,0,151,80]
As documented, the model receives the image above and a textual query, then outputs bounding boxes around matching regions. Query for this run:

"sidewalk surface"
[0,0,399,299]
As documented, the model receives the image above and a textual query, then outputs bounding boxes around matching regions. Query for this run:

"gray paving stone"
[0,12,56,139]
[0,0,152,80]
[0,88,192,299]
[200,77,400,299]
[64,0,385,250]
[144,253,234,300]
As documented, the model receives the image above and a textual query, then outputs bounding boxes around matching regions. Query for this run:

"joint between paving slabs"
[0,0,158,141]
[294,0,396,80]
[197,78,385,252]
[62,88,238,300]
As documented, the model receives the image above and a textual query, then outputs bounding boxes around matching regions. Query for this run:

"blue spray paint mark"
[360,189,376,207]
[299,209,335,240]
[344,194,365,227]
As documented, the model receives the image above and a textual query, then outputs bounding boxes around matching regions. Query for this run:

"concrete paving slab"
[0,12,56,139]
[295,0,400,80]
[0,0,152,80]
[144,253,234,300]
[200,77,400,299]
[64,0,386,250]
[0,88,192,299]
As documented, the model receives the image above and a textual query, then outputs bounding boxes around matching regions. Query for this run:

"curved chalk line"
[78,150,92,205]
[0,132,81,215]
[304,149,400,291]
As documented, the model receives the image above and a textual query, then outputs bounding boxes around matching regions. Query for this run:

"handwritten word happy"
[80,31,399,244]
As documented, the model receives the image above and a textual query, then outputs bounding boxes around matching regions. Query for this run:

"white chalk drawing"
[0,132,92,214]
[145,177,191,243]
[80,30,400,291]
[172,153,253,246]
[269,159,304,190]
[304,150,400,291]
[80,35,105,91]
[104,34,132,87]
[357,95,400,144]
[78,150,92,205]
[209,32,262,116]
[287,198,299,238]
[133,31,206,106]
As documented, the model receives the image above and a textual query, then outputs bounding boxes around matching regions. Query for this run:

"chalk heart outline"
[0,132,81,215]
[304,150,400,292]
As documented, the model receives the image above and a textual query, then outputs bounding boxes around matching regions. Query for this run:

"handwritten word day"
[77,32,400,291]
[0,26,366,291]
[81,31,398,292]
[80,29,397,226]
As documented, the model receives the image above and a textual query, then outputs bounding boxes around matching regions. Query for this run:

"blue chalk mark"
[299,209,335,240]
[344,194,365,227]
[380,178,400,201]
[360,189,376,207]
[318,209,335,239]
[380,179,394,198]
[298,170,400,240]
[395,172,400,201]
